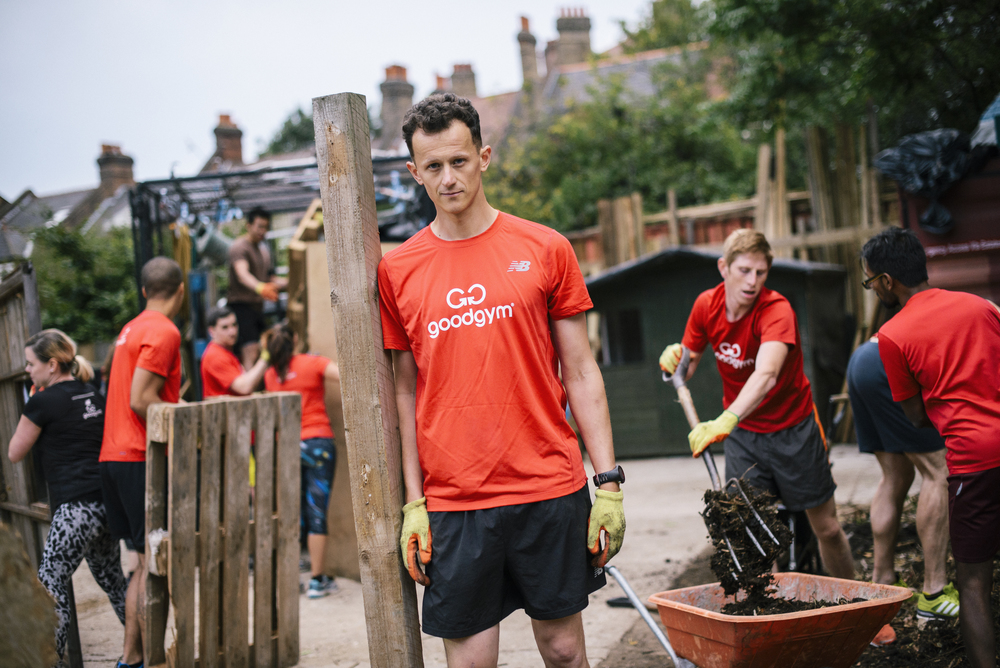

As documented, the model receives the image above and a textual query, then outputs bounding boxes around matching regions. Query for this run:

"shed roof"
[586,246,845,289]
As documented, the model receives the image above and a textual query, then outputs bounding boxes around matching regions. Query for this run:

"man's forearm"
[725,368,778,420]
[230,358,268,395]
[564,362,618,491]
[397,392,424,502]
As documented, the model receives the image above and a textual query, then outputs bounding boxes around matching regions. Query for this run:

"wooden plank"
[275,393,301,667]
[805,125,835,263]
[199,401,224,668]
[766,225,892,250]
[313,92,423,668]
[630,192,644,257]
[253,397,277,668]
[754,143,772,233]
[0,501,50,522]
[21,262,42,335]
[168,406,198,666]
[222,399,252,666]
[597,199,615,269]
[773,128,790,257]
[145,405,171,668]
[666,189,679,246]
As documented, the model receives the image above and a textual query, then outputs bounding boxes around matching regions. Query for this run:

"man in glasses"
[862,227,1000,668]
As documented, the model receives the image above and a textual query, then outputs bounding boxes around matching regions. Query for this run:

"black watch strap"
[593,465,625,487]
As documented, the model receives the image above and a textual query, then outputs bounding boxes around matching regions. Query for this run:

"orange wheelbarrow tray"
[648,572,912,668]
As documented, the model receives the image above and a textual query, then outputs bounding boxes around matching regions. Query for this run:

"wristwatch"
[593,465,625,487]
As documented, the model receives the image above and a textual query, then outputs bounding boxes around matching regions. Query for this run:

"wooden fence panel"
[199,401,224,668]
[253,396,277,668]
[222,399,251,667]
[169,406,198,667]
[276,393,301,667]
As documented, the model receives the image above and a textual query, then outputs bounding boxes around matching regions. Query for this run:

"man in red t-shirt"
[862,227,1000,668]
[377,94,624,666]
[659,229,855,583]
[200,306,268,398]
[99,257,184,668]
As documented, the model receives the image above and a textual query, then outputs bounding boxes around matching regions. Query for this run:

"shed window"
[601,308,645,365]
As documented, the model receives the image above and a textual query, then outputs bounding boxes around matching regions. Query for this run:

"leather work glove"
[659,343,683,375]
[587,489,625,568]
[400,497,432,585]
[688,410,739,457]
[255,281,280,301]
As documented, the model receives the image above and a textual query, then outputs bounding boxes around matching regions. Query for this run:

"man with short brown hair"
[659,229,855,582]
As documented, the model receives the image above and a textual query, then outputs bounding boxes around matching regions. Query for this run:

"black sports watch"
[593,465,625,487]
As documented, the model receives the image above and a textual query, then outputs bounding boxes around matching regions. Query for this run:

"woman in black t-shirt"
[9,329,127,663]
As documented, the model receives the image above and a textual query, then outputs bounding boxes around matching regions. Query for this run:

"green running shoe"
[917,588,960,619]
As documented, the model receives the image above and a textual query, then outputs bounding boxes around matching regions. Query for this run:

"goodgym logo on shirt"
[715,342,756,370]
[427,283,515,339]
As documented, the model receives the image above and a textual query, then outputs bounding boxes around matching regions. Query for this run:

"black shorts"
[421,484,606,639]
[100,461,146,553]
[724,411,836,513]
[847,341,945,455]
[948,465,1000,563]
[229,301,265,350]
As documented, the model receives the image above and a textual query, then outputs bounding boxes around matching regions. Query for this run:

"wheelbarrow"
[649,573,913,668]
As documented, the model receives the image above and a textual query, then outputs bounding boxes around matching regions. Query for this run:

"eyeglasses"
[862,272,887,290]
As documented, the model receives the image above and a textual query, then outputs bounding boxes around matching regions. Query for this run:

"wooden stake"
[312,92,424,668]
[667,189,679,246]
[754,143,772,234]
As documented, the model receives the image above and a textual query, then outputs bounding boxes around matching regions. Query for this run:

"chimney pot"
[97,143,134,192]
[385,65,408,82]
[521,16,530,31]
[435,74,450,92]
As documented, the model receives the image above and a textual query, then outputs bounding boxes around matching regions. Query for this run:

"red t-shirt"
[682,284,813,433]
[100,310,181,462]
[377,212,593,511]
[878,289,1000,475]
[200,342,243,398]
[264,354,333,440]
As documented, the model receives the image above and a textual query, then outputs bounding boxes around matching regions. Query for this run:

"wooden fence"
[144,392,301,668]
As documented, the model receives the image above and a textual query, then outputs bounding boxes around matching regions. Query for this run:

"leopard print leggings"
[38,500,127,659]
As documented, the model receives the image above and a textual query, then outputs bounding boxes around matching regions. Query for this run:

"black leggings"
[38,500,127,658]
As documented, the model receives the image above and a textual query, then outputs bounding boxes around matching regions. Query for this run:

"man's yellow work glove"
[688,410,739,457]
[255,281,280,302]
[587,489,625,568]
[659,343,683,375]
[400,497,432,585]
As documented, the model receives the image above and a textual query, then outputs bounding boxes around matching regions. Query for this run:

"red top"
[264,354,334,440]
[377,212,593,511]
[682,284,814,433]
[878,289,1000,475]
[200,342,243,398]
[100,310,181,462]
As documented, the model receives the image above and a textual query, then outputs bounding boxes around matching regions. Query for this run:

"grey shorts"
[724,413,836,512]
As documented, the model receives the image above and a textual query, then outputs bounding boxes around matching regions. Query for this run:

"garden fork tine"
[725,477,783,557]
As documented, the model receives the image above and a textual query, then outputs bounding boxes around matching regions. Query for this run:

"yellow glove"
[400,497,432,585]
[255,281,280,301]
[688,410,739,457]
[659,343,683,375]
[587,489,625,567]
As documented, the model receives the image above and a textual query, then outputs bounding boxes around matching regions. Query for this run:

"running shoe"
[307,574,338,599]
[917,586,960,619]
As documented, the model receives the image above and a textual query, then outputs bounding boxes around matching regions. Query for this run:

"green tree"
[709,0,1000,143]
[486,55,758,231]
[620,0,707,52]
[263,106,383,157]
[31,226,137,343]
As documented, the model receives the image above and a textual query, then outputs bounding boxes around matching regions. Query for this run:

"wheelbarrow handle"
[663,347,722,492]
[606,565,697,668]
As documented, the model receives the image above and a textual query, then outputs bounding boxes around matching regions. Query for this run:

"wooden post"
[312,92,424,668]
[754,143,772,234]
[666,189,679,246]
[630,192,644,257]
[597,199,615,268]
[773,128,789,257]
[613,195,636,263]
[805,126,835,263]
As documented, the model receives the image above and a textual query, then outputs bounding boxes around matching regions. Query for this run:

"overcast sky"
[1,0,654,198]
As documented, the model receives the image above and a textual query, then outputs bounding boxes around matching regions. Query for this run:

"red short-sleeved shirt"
[200,342,243,398]
[878,289,1000,475]
[682,284,814,433]
[377,212,593,511]
[264,354,333,440]
[100,310,181,462]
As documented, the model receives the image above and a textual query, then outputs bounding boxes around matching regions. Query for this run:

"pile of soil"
[843,501,1000,668]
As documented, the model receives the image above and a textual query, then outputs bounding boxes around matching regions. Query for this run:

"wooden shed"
[586,247,850,458]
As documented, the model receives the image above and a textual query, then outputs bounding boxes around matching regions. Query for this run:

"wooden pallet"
[145,392,302,668]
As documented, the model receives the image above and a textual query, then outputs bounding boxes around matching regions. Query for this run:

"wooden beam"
[313,92,424,668]
[630,192,644,257]
[773,128,789,257]
[666,189,679,246]
[597,199,615,268]
[754,143,772,233]
[719,224,893,251]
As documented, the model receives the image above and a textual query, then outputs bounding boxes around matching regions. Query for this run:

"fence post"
[312,91,424,668]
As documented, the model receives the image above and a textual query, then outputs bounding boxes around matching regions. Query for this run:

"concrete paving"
[71,445,917,667]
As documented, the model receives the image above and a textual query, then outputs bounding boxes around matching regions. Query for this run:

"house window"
[601,308,645,365]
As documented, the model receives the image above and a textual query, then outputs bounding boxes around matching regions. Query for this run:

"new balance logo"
[507,261,531,272]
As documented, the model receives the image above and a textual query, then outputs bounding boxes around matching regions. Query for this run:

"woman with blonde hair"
[263,322,341,598]
[8,329,127,665]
